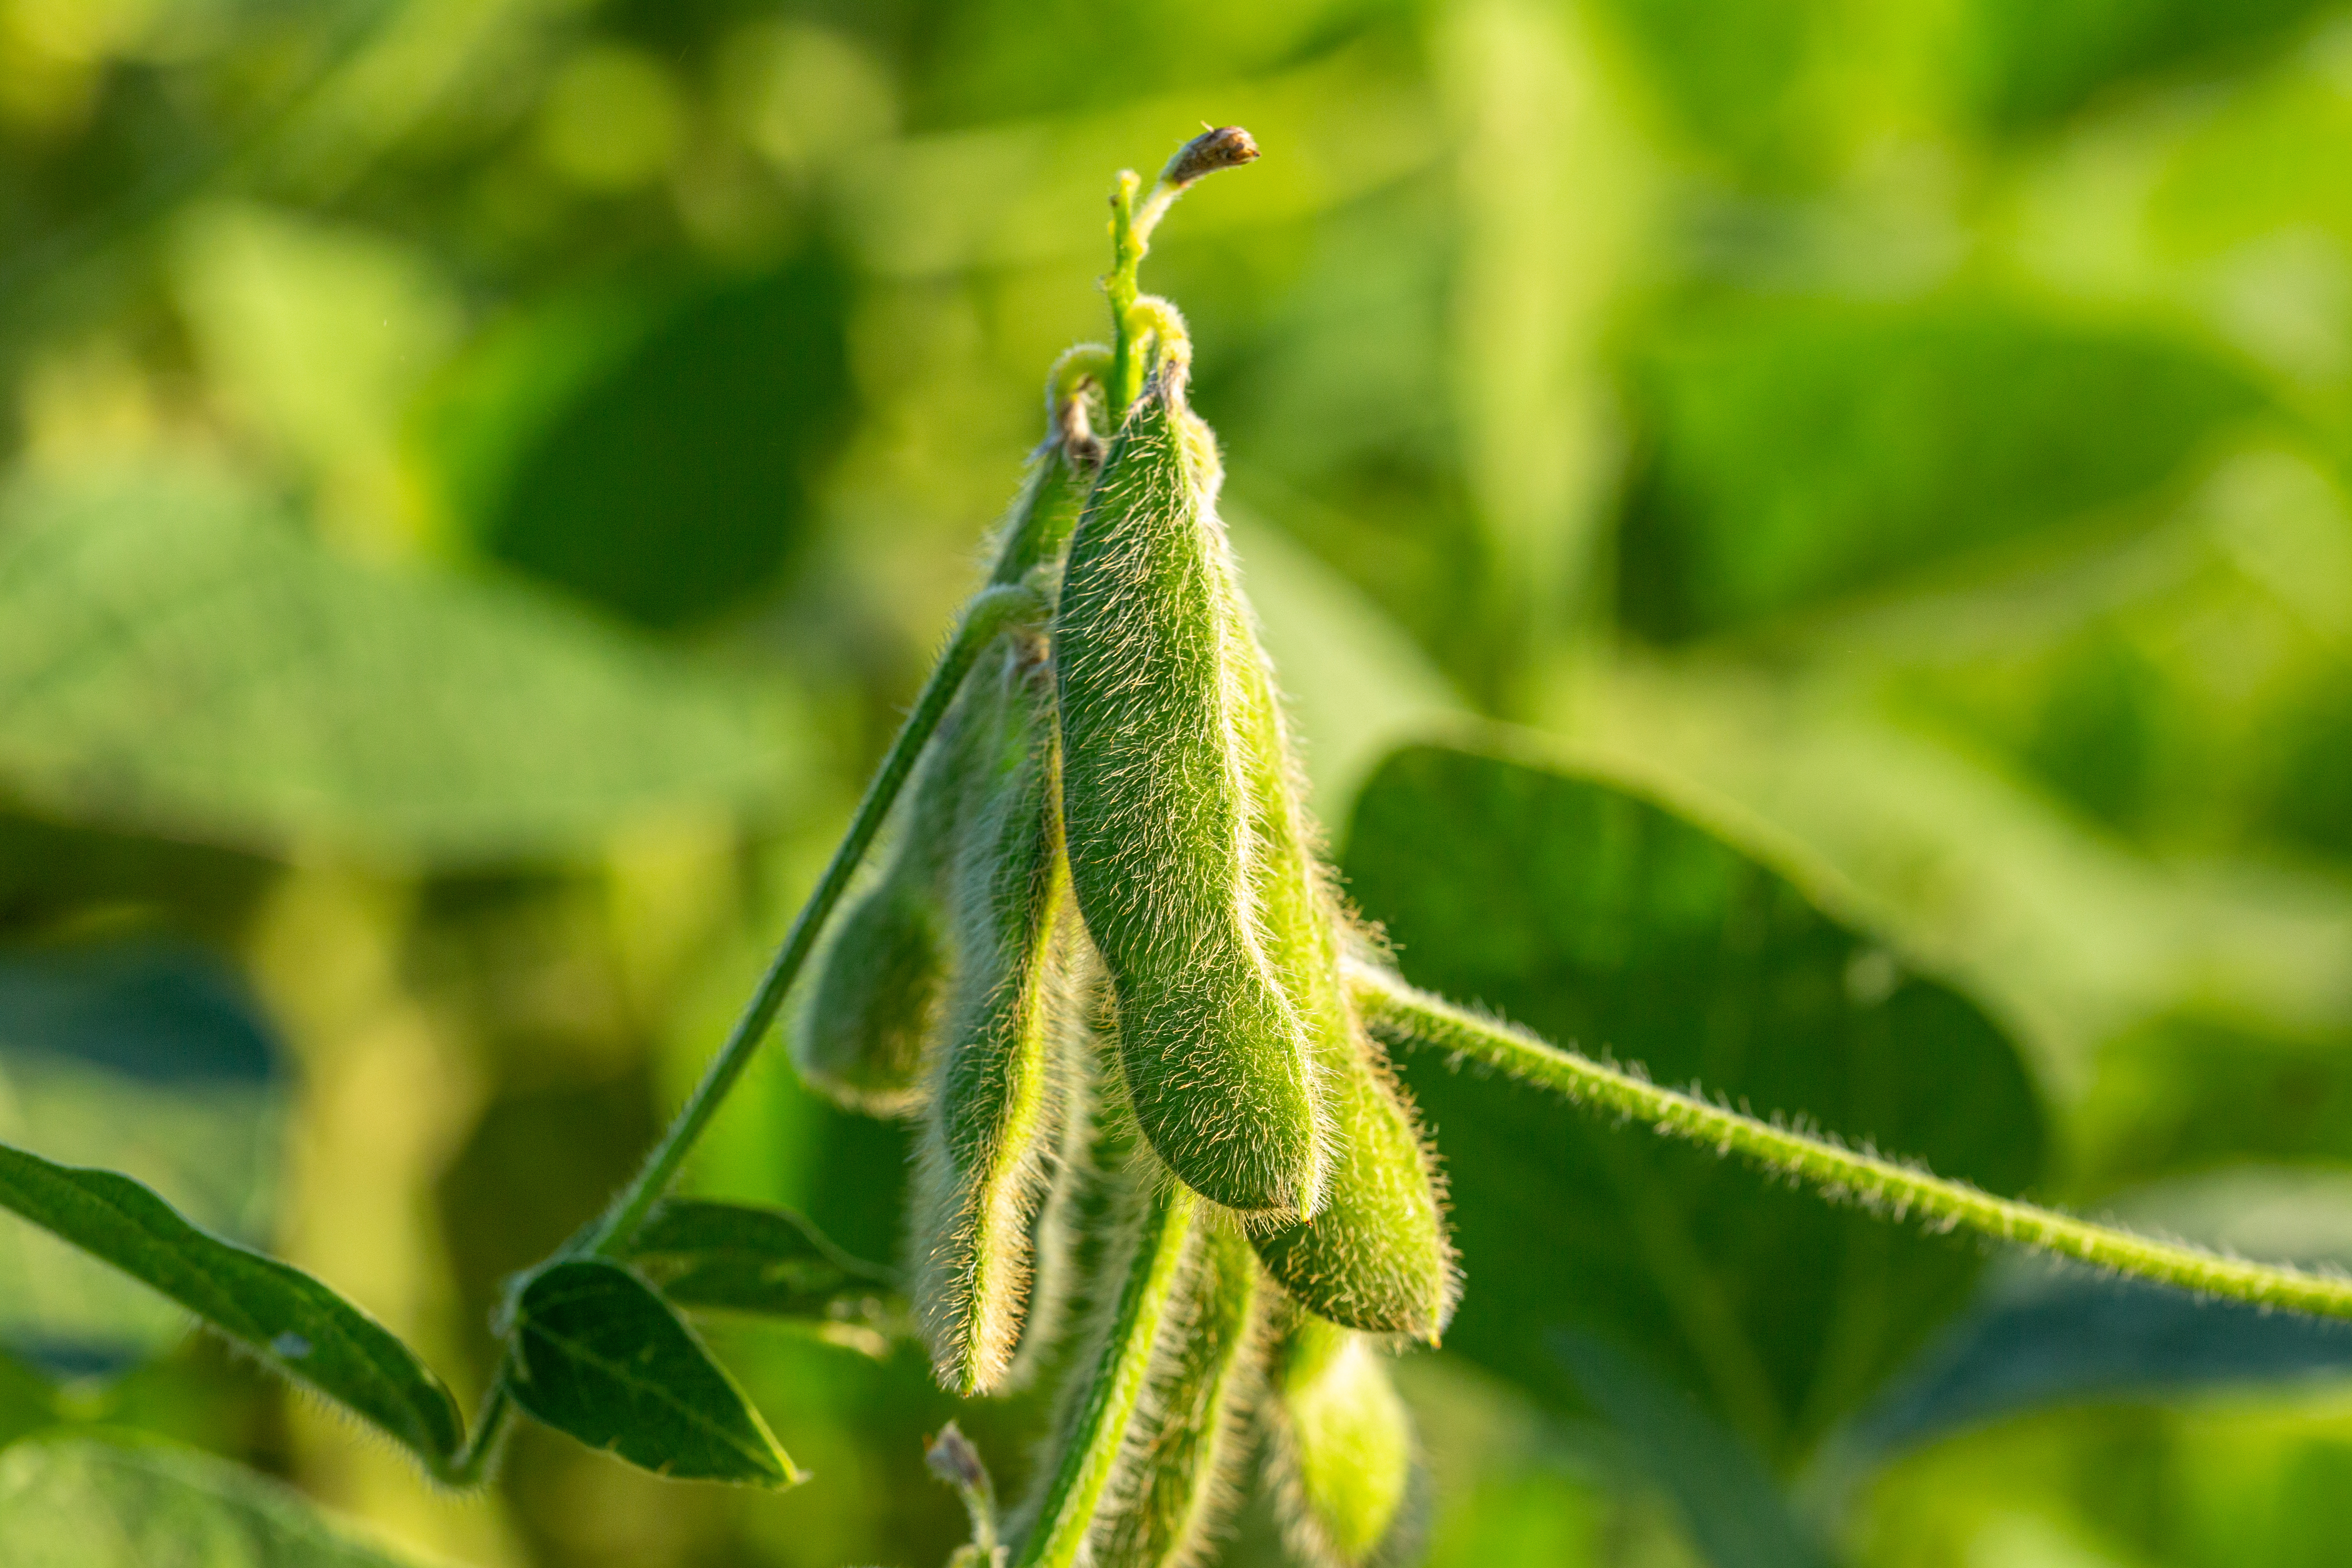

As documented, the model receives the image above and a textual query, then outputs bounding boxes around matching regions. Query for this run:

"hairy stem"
[1105,172,1147,421]
[584,581,1049,1259]
[1016,1182,1198,1568]
[1347,963,2352,1322]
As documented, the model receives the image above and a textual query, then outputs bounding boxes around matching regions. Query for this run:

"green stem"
[1105,172,1146,421]
[583,581,1048,1259]
[1347,963,2352,1322]
[1015,1182,1197,1568]
[440,1382,513,1489]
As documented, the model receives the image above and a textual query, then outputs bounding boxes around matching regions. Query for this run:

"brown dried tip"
[925,1422,987,1492]
[1161,125,1260,187]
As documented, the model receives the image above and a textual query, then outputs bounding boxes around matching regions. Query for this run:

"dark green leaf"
[1553,1331,1829,1568]
[506,1259,800,1485]
[0,1436,439,1567]
[1839,1271,2352,1468]
[622,1198,897,1319]
[1341,742,2048,1469]
[1616,294,2264,640]
[0,1142,462,1470]
[436,257,851,630]
[0,940,289,1377]
[0,466,793,862]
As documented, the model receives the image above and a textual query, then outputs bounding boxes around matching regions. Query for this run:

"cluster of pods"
[792,327,1458,1565]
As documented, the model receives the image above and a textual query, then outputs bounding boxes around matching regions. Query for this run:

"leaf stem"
[583,581,1049,1260]
[441,1381,513,1488]
[1014,1181,1197,1568]
[1105,172,1146,421]
[1347,963,2352,1322]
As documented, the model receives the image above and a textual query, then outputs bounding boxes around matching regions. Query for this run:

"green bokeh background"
[6,0,2352,1563]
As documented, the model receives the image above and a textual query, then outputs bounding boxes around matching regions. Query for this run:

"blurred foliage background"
[6,0,2352,1564]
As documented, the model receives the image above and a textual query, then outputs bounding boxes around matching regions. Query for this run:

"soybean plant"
[6,127,2352,1568]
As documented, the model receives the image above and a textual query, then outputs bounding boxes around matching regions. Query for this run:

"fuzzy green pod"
[1088,1212,1268,1568]
[1266,1311,1415,1568]
[1250,1029,1458,1341]
[913,642,1086,1395]
[987,425,1099,587]
[793,674,991,1113]
[1052,371,1325,1216]
[1219,569,1458,1341]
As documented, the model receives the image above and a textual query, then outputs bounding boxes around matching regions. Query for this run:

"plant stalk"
[1348,962,2352,1322]
[1014,1180,1197,1568]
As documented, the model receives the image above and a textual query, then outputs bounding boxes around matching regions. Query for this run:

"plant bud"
[1089,1212,1268,1568]
[913,645,1086,1395]
[793,655,997,1114]
[1053,371,1325,1216]
[1266,1311,1415,1568]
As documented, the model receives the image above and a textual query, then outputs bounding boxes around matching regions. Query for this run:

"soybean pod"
[1088,1213,1268,1568]
[1265,1310,1417,1568]
[913,640,1086,1396]
[1053,369,1326,1218]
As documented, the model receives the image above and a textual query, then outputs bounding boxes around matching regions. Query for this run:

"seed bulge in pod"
[1248,1027,1457,1342]
[1089,1211,1268,1568]
[913,643,1083,1395]
[1222,604,1456,1342]
[1053,369,1323,1216]
[1266,1311,1415,1568]
[793,656,999,1115]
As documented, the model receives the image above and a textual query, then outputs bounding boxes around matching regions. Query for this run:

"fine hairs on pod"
[1053,364,1327,1219]
[792,670,994,1115]
[1265,1309,1418,1568]
[1216,544,1458,1342]
[1087,1213,1270,1568]
[912,637,1087,1396]
[794,417,1095,1116]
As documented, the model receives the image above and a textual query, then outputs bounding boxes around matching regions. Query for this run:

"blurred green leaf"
[1616,294,2265,640]
[0,1435,444,1567]
[434,257,851,630]
[506,1259,799,1485]
[0,466,793,862]
[1836,1169,2352,1470]
[1961,0,2329,135]
[0,941,287,1378]
[0,1142,462,1471]
[1552,1331,1830,1568]
[1341,742,2046,1468]
[622,1198,895,1320]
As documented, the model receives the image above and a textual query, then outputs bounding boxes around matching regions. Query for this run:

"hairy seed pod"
[1266,1311,1415,1568]
[988,426,1099,587]
[1053,370,1325,1216]
[1090,1212,1269,1568]
[998,940,1104,1392]
[914,643,1085,1395]
[794,425,1094,1115]
[793,674,992,1113]
[1249,1029,1457,1342]
[1217,564,1458,1341]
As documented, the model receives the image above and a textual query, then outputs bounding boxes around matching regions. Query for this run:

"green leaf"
[1553,1331,1829,1568]
[621,1197,897,1318]
[0,940,288,1377]
[505,1259,801,1485]
[0,465,793,862]
[0,1436,444,1567]
[0,1142,462,1472]
[1616,293,2264,640]
[1837,1169,2352,1468]
[1341,742,2048,1468]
